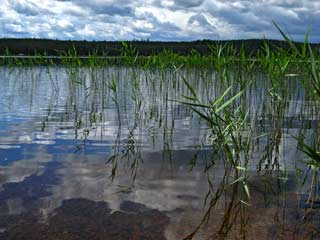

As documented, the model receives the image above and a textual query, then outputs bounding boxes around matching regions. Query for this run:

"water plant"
[1,22,320,239]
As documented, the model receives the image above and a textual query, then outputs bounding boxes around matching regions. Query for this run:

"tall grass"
[1,23,320,239]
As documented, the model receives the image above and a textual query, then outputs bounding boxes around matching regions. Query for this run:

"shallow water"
[0,66,319,239]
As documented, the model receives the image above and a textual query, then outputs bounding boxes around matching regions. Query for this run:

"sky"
[0,0,319,42]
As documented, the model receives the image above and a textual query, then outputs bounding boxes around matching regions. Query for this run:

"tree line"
[0,38,319,56]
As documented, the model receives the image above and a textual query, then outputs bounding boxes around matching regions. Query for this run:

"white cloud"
[0,0,318,41]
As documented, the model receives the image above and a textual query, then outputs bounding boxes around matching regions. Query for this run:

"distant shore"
[0,38,319,56]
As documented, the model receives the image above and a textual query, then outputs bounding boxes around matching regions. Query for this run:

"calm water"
[0,66,318,239]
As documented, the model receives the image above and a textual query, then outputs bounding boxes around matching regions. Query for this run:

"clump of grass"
[2,21,320,239]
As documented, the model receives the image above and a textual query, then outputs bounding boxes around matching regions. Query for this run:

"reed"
[1,23,320,239]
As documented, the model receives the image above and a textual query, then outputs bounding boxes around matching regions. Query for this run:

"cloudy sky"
[0,0,319,42]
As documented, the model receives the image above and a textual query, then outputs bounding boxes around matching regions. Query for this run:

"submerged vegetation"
[1,27,320,239]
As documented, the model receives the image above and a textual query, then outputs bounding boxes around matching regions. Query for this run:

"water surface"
[0,66,318,239]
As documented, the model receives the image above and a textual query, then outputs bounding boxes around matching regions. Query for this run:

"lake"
[0,66,318,239]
